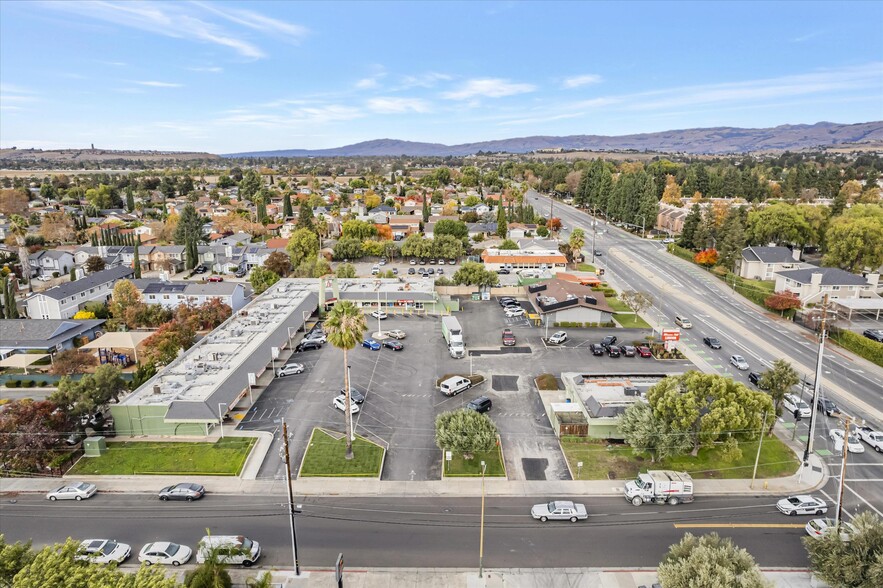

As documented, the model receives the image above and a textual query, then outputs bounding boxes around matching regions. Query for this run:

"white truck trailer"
[624,470,694,506]
[441,316,466,359]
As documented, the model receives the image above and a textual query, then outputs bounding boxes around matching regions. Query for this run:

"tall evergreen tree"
[717,207,747,271]
[133,236,142,279]
[297,202,315,230]
[125,186,135,212]
[174,204,203,270]
[283,193,293,218]
[495,202,508,238]
[421,194,430,223]
[679,204,702,249]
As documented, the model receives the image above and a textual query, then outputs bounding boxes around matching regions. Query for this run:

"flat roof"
[120,281,317,421]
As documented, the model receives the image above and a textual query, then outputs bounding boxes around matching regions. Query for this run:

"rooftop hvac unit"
[152,385,161,395]
[624,387,640,396]
[584,295,597,305]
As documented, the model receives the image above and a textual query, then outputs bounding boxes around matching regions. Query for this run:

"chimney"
[225,245,233,258]
[866,273,880,288]
[792,248,801,262]
[810,272,823,286]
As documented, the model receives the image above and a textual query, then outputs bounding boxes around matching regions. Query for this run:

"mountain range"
[225,121,883,158]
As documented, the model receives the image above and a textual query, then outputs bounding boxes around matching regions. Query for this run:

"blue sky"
[1,1,882,153]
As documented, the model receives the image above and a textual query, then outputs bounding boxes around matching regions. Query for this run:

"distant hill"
[225,121,883,157]
[0,148,221,163]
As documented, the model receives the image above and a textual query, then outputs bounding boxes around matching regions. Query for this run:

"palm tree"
[9,215,32,293]
[568,228,586,262]
[324,301,367,459]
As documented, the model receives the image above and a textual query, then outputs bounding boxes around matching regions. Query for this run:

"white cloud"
[355,78,379,90]
[562,74,602,89]
[39,1,309,59]
[187,66,223,73]
[398,72,452,89]
[366,97,431,114]
[442,78,536,100]
[134,80,183,88]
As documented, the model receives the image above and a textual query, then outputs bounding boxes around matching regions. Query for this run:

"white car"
[76,539,131,564]
[504,307,525,318]
[371,310,388,320]
[530,500,587,522]
[829,429,864,454]
[548,331,568,345]
[139,541,193,566]
[36,274,54,282]
[276,362,305,377]
[46,481,97,501]
[304,332,327,344]
[385,329,406,339]
[776,495,828,516]
[333,395,360,414]
[805,518,856,541]
[783,393,812,418]
[729,355,749,370]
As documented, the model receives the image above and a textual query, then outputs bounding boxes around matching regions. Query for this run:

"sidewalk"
[201,566,827,588]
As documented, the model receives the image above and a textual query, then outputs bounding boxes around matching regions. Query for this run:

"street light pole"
[478,460,487,578]
[835,414,851,530]
[281,419,301,575]
[750,411,767,489]
[639,215,646,239]
[217,403,227,439]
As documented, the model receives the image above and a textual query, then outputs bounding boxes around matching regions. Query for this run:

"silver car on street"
[531,500,588,522]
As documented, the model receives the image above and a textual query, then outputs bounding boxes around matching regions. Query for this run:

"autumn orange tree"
[693,248,718,267]
[764,291,801,312]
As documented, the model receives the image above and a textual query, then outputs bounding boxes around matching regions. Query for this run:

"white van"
[440,376,471,397]
[196,535,261,567]
[674,315,693,329]
[371,264,380,275]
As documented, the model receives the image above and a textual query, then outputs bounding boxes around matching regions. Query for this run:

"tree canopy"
[435,409,498,458]
[657,532,771,588]
[803,511,883,588]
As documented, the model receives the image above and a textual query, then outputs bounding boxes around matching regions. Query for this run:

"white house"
[138,281,248,312]
[773,267,879,303]
[739,246,802,280]
[28,250,75,278]
[26,266,134,319]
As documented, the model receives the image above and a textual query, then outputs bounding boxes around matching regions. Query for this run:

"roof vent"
[584,295,597,305]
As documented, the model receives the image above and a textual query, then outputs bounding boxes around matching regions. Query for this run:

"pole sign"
[661,329,680,342]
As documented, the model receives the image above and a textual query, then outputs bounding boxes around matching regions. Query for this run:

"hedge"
[554,321,617,328]
[829,328,883,368]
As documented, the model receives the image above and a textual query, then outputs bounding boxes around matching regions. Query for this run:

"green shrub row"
[4,379,39,388]
[554,321,617,328]
[591,287,618,298]
[829,328,883,368]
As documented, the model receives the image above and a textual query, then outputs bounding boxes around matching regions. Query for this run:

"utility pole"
[804,295,830,466]
[280,419,301,575]
[591,206,597,264]
[478,460,487,578]
[750,411,767,490]
[835,414,851,529]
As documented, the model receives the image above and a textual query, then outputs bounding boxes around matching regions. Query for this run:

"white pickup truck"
[858,426,883,453]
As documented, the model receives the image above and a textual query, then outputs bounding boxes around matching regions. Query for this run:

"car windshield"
[101,541,118,555]
[74,482,91,491]
[787,497,801,505]
[848,435,860,444]
[240,538,253,551]
[547,502,556,511]
[166,543,180,556]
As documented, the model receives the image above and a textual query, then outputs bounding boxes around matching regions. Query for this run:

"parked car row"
[47,481,206,502]
[73,534,261,567]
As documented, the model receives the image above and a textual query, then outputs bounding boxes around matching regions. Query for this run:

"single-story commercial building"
[524,279,615,325]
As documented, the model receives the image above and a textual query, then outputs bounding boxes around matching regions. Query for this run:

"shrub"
[536,373,559,390]
[21,379,35,388]
[4,381,16,388]
[829,328,883,367]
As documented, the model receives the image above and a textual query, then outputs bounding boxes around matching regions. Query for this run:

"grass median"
[68,437,255,476]
[561,435,798,480]
[299,428,384,477]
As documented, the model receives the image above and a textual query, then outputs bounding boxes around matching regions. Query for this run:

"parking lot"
[239,297,694,482]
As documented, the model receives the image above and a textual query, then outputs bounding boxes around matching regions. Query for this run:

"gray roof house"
[25,265,134,319]
[774,267,880,303]
[0,319,106,355]
[28,249,75,278]
[738,246,802,280]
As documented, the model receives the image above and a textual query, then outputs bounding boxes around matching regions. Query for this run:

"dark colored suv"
[590,343,605,356]
[600,335,617,348]
[466,396,492,413]
[622,345,636,357]
[296,339,323,352]
[607,345,622,358]
[863,329,883,343]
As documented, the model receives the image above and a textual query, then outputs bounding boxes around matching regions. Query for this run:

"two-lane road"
[0,494,812,569]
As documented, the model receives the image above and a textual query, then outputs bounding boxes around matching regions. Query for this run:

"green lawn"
[68,437,255,476]
[560,436,798,481]
[614,313,652,329]
[443,445,506,477]
[604,298,630,312]
[299,428,385,477]
[576,263,597,273]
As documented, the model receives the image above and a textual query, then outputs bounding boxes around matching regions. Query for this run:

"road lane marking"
[843,484,883,517]
[673,523,804,529]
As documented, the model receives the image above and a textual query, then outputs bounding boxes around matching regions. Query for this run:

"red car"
[207,276,224,282]
[637,346,652,358]
[502,329,516,346]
